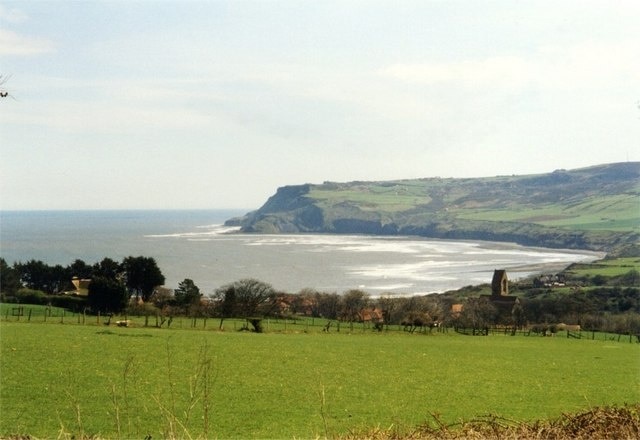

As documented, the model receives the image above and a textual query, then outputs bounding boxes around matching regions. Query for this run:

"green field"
[244,164,639,252]
[1,321,638,439]
[455,194,640,232]
[309,183,432,213]
[564,257,640,277]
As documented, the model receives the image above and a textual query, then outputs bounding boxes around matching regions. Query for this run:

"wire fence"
[1,303,638,343]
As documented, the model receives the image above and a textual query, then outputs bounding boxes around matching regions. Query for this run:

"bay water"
[0,210,602,296]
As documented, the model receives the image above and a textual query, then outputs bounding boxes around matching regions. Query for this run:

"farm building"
[67,277,91,296]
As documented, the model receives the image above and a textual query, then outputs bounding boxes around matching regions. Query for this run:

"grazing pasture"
[565,256,640,277]
[1,321,638,439]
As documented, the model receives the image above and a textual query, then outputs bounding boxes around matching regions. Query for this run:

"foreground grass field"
[1,321,639,439]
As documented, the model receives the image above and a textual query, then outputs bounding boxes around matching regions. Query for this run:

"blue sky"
[1,0,639,210]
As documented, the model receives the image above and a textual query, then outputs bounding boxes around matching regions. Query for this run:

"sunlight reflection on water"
[0,211,603,296]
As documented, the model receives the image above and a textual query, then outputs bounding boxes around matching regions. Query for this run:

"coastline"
[1,210,609,295]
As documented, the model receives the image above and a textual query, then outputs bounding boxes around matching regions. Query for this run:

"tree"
[15,260,52,292]
[339,289,369,323]
[511,300,526,329]
[0,258,22,295]
[174,278,202,307]
[315,291,340,320]
[49,264,70,294]
[401,311,433,333]
[216,283,237,329]
[619,269,640,287]
[0,74,13,99]
[213,278,276,331]
[92,258,122,280]
[88,277,129,314]
[12,260,71,294]
[291,288,318,316]
[122,256,165,301]
[68,259,92,279]
[457,297,498,333]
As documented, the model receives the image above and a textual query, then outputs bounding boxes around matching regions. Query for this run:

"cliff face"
[228,185,324,233]
[226,162,640,253]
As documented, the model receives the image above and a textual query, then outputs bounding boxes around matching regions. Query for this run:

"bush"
[618,269,640,287]
[88,277,129,314]
[126,301,160,316]
[48,295,88,312]
[14,288,47,305]
[592,274,608,286]
[340,404,640,440]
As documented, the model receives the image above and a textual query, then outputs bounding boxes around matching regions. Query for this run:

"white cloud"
[0,29,55,56]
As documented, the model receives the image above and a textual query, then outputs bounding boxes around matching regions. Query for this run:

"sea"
[0,210,603,296]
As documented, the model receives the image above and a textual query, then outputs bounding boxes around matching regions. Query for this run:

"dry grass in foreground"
[340,404,640,440]
[1,404,638,439]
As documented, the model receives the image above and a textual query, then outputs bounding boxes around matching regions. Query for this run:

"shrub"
[14,288,47,305]
[126,301,160,316]
[88,277,129,314]
[48,295,88,312]
[339,404,640,440]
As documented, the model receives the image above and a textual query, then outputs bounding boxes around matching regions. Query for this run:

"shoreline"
[1,212,611,295]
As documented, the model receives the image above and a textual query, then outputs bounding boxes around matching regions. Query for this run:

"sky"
[1,0,639,210]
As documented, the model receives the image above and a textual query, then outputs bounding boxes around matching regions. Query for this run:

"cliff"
[226,162,640,254]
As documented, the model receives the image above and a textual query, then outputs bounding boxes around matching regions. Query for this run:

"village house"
[67,277,91,296]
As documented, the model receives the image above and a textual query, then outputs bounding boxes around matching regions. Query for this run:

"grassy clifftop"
[228,162,640,253]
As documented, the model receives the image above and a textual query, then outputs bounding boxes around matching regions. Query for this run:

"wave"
[140,228,602,294]
[145,224,240,238]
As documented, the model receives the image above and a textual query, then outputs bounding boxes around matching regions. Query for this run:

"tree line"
[1,257,638,335]
[0,256,164,313]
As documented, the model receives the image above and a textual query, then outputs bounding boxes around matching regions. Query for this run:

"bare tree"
[213,278,277,332]
[339,289,369,326]
[0,75,14,99]
[457,297,498,334]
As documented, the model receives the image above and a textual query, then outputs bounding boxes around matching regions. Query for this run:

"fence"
[1,304,638,343]
[453,324,639,343]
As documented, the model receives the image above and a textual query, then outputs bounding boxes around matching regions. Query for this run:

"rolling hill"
[226,162,640,254]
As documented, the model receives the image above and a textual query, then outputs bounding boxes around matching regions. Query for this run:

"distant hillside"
[226,162,640,254]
